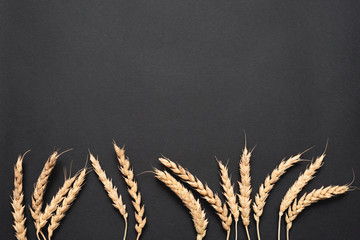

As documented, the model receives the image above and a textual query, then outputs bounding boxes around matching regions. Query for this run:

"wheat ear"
[285,185,350,240]
[277,154,325,240]
[253,153,303,240]
[12,152,28,240]
[159,157,232,239]
[47,167,87,240]
[238,145,252,240]
[218,159,240,240]
[155,169,208,240]
[89,153,128,240]
[113,143,146,240]
[30,151,61,240]
[37,172,78,235]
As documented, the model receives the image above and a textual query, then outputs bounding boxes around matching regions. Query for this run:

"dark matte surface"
[1,0,360,239]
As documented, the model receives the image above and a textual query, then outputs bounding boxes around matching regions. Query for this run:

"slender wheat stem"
[12,152,29,240]
[159,157,232,237]
[114,142,146,240]
[278,154,325,240]
[155,169,208,240]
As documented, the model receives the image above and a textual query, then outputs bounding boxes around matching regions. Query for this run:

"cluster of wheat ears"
[11,140,355,240]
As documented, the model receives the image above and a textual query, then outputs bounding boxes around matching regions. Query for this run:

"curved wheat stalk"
[218,159,239,240]
[12,152,29,240]
[285,185,350,240]
[238,145,252,240]
[253,152,303,240]
[89,153,128,240]
[159,157,232,239]
[48,167,87,240]
[113,142,146,240]
[278,154,325,240]
[155,169,208,240]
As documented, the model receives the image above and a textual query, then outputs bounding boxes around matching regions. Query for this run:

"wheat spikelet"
[113,142,146,240]
[159,157,232,238]
[11,152,28,240]
[37,173,78,234]
[253,153,303,240]
[30,151,62,239]
[277,154,325,240]
[238,145,252,240]
[47,167,87,240]
[155,169,208,240]
[218,159,240,240]
[89,153,128,240]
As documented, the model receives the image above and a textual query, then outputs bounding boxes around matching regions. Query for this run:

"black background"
[1,0,360,239]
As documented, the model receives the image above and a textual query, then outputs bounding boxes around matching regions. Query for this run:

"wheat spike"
[113,142,146,240]
[253,153,303,240]
[12,152,28,240]
[159,157,232,239]
[238,145,252,240]
[89,153,128,240]
[155,169,208,240]
[218,159,240,240]
[30,151,62,240]
[47,167,87,240]
[277,154,325,240]
[285,185,350,240]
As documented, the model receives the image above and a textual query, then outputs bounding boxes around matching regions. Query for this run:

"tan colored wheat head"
[89,153,128,240]
[47,167,87,240]
[155,169,208,240]
[217,159,240,240]
[277,154,325,240]
[159,157,232,238]
[238,145,252,240]
[113,142,147,240]
[253,152,303,240]
[12,152,28,240]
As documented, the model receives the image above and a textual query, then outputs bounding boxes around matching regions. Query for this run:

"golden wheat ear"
[285,185,350,240]
[89,152,128,240]
[278,154,325,240]
[12,152,29,240]
[159,157,232,239]
[155,169,208,240]
[253,152,303,240]
[113,142,146,240]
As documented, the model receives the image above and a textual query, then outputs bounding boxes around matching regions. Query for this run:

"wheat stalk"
[285,185,350,240]
[253,152,303,240]
[218,159,240,240]
[48,167,87,240]
[238,145,252,240]
[89,153,128,240]
[155,169,208,240]
[12,152,29,240]
[30,151,62,240]
[113,142,147,240]
[277,154,325,240]
[159,157,232,239]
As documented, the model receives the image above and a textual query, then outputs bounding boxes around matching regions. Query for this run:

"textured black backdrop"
[1,1,360,239]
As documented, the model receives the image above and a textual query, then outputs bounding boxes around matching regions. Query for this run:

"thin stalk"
[40,231,46,240]
[286,228,290,240]
[278,213,282,240]
[226,230,230,240]
[256,220,260,240]
[136,233,140,240]
[235,220,238,240]
[123,217,128,240]
[245,226,251,240]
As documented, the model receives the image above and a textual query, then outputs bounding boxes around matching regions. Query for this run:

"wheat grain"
[155,169,208,240]
[159,157,232,239]
[47,167,87,240]
[218,159,240,240]
[113,142,146,240]
[253,153,303,240]
[89,153,128,240]
[238,145,252,240]
[285,185,349,240]
[278,154,325,240]
[12,152,28,240]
